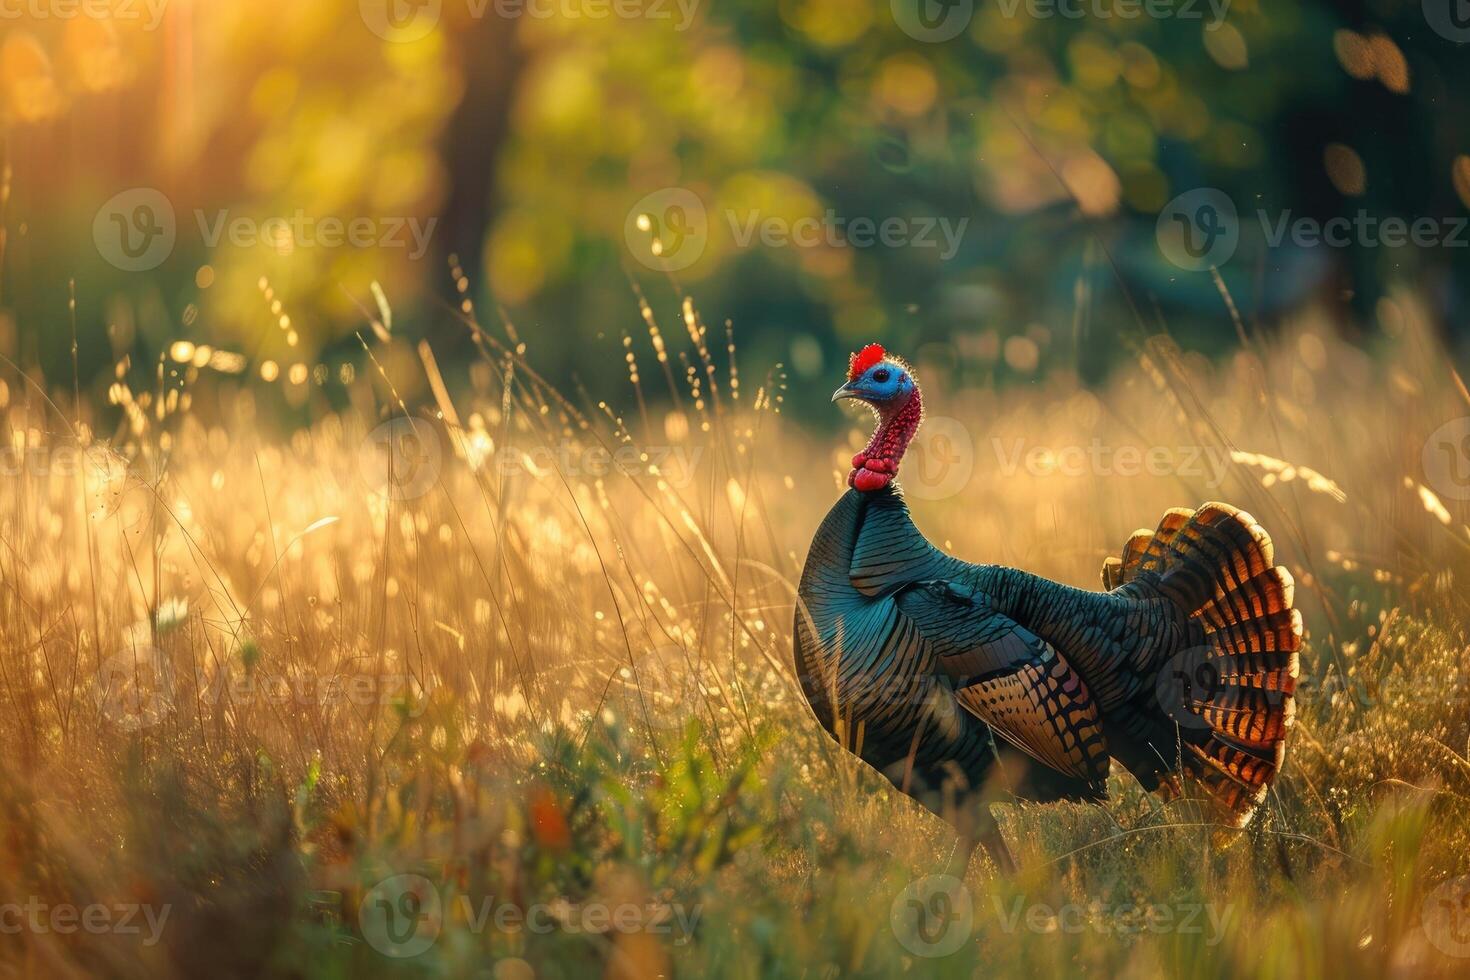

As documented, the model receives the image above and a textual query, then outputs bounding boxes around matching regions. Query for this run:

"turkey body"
[793,485,1300,829]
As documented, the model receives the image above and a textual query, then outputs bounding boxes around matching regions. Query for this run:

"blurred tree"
[434,10,523,301]
[0,0,1465,410]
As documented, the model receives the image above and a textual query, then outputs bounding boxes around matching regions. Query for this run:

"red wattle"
[851,468,891,492]
[846,385,922,493]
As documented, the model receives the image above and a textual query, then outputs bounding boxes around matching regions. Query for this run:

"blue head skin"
[832,359,917,415]
[831,348,923,490]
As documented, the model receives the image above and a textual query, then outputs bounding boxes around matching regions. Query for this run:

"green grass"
[2,298,1469,977]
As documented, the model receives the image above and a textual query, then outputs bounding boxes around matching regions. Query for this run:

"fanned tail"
[1103,502,1301,828]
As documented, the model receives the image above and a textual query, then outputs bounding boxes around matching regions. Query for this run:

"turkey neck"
[850,388,923,491]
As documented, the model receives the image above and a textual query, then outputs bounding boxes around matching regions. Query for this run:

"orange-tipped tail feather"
[1103,502,1302,827]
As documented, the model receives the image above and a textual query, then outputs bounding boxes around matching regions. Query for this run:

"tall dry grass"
[0,287,1468,978]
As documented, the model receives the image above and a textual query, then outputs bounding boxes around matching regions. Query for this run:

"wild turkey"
[793,343,1301,869]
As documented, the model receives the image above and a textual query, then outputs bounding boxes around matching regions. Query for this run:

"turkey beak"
[832,381,862,402]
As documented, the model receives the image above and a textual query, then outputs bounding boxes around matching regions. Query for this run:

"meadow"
[1,287,1469,978]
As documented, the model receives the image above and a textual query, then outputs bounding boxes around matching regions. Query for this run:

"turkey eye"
[872,369,891,383]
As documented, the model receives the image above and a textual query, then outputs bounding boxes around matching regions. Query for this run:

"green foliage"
[7,0,1468,410]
